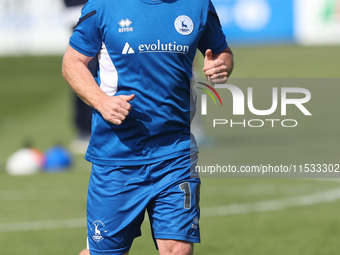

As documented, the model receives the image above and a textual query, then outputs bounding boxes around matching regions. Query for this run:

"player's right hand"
[98,94,135,125]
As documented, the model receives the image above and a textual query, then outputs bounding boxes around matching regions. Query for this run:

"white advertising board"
[0,0,339,55]
[0,0,72,55]
[294,0,340,45]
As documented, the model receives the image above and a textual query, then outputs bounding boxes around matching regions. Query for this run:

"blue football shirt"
[69,0,228,166]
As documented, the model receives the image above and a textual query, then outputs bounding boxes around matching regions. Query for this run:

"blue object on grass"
[43,145,73,172]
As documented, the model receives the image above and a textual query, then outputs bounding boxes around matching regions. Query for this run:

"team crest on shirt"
[118,18,133,33]
[90,220,107,242]
[174,15,194,35]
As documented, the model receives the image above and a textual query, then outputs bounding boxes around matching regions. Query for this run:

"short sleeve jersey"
[69,0,228,166]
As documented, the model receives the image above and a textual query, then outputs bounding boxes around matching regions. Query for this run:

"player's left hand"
[203,49,228,84]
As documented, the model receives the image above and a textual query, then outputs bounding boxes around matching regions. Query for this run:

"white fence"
[294,0,340,45]
[0,0,339,55]
[0,0,72,55]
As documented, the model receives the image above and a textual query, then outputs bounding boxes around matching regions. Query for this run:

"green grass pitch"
[0,45,340,254]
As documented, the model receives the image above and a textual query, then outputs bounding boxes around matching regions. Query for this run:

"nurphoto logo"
[195,81,312,128]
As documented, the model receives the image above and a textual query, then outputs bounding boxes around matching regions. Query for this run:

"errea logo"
[118,18,133,33]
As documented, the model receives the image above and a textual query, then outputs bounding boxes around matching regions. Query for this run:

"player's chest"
[99,4,203,55]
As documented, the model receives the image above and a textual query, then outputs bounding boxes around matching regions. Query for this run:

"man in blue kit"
[63,0,94,154]
[62,0,234,254]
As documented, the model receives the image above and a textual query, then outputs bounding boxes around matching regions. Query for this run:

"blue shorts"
[86,154,201,255]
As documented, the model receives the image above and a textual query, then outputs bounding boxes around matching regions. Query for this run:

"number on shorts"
[179,182,191,209]
[195,183,200,211]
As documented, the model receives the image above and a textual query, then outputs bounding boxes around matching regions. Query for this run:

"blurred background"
[0,0,340,254]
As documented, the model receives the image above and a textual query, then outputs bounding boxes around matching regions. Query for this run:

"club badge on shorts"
[90,220,107,242]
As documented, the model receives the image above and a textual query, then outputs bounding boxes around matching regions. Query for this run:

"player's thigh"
[156,239,193,255]
[79,249,90,255]
[148,155,201,244]
[87,164,151,254]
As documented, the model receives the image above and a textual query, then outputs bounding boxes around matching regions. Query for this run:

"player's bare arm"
[62,46,134,125]
[203,46,234,84]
